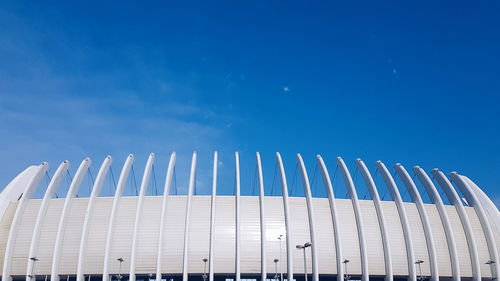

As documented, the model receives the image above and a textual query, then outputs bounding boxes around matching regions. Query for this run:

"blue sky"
[0,1,499,205]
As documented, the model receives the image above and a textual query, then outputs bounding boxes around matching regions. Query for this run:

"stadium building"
[0,152,498,281]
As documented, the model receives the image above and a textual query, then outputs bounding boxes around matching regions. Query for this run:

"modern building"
[0,152,498,281]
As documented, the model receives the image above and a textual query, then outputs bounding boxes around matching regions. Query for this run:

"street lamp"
[485,260,496,281]
[28,257,39,281]
[415,260,424,281]
[274,258,280,281]
[278,235,284,281]
[342,259,350,281]
[296,242,311,281]
[116,258,124,281]
[202,258,208,281]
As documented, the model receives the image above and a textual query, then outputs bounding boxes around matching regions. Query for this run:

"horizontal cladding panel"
[263,197,286,277]
[444,205,472,277]
[107,197,138,275]
[239,196,261,274]
[31,199,64,275]
[0,203,18,275]
[311,198,336,275]
[403,203,430,276]
[336,199,361,275]
[423,204,451,277]
[59,198,89,274]
[380,202,407,276]
[465,207,492,278]
[213,196,235,274]
[11,200,41,275]
[288,197,311,275]
[135,197,162,274]
[84,197,114,274]
[188,196,211,273]
[359,200,385,276]
[162,196,187,274]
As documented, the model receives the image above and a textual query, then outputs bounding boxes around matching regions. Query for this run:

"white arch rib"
[394,164,438,281]
[256,152,267,281]
[276,152,294,281]
[182,152,197,281]
[316,155,343,281]
[235,152,241,281]
[449,172,500,279]
[376,161,416,281]
[336,157,369,281]
[51,158,91,281]
[76,156,112,281]
[208,152,218,281]
[2,162,48,281]
[156,152,176,281]
[102,154,134,281]
[430,169,480,281]
[412,166,460,281]
[296,154,319,281]
[356,159,393,281]
[26,161,70,281]
[129,153,155,281]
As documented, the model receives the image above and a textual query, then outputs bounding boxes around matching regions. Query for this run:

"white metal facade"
[0,152,499,281]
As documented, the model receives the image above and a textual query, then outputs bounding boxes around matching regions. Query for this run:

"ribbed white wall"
[335,199,361,275]
[0,204,17,272]
[424,205,452,277]
[240,196,260,274]
[0,195,495,279]
[444,205,472,276]
[135,197,161,274]
[263,197,286,277]
[380,202,408,276]
[403,203,431,276]
[11,201,40,274]
[213,196,235,274]
[465,207,494,278]
[359,200,385,276]
[311,198,336,275]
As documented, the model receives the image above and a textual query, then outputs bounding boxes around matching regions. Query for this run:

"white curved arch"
[376,161,416,281]
[182,152,197,281]
[296,154,319,281]
[208,151,218,281]
[129,153,155,281]
[336,157,369,281]
[316,155,343,281]
[256,152,267,281]
[76,156,112,281]
[2,162,48,281]
[51,158,91,281]
[412,166,460,281]
[26,161,70,281]
[394,164,438,281]
[235,152,241,281]
[276,152,294,281]
[355,159,393,281]
[449,172,499,279]
[430,169,481,281]
[155,152,176,281]
[102,154,134,281]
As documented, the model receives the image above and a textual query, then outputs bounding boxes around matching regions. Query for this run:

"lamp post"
[415,260,424,281]
[274,258,280,281]
[296,242,311,281]
[202,258,208,281]
[278,235,283,281]
[486,260,496,281]
[342,259,350,281]
[28,257,39,281]
[116,258,124,281]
